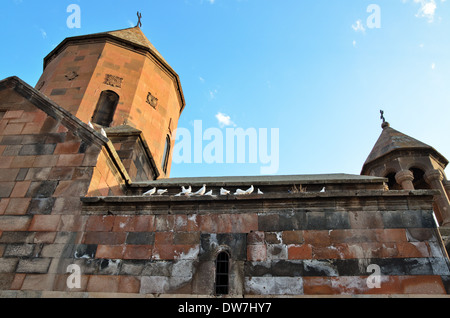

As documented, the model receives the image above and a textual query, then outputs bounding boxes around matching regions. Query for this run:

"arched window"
[215,251,230,296]
[385,172,401,190]
[92,90,119,127]
[161,135,171,174]
[411,168,430,190]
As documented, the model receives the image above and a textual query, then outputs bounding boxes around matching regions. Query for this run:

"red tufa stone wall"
[36,37,183,178]
[86,148,127,197]
[0,85,449,295]
[73,190,450,297]
[0,85,127,292]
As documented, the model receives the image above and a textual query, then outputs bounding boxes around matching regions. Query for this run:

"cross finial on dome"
[380,110,390,129]
[137,12,143,28]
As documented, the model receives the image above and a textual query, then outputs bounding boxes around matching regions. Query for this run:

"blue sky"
[1,0,449,178]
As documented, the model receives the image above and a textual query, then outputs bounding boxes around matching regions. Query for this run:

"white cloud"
[199,77,205,83]
[404,0,446,22]
[351,19,366,33]
[215,112,235,128]
[416,0,437,21]
[209,89,218,99]
[431,62,436,69]
[40,28,47,39]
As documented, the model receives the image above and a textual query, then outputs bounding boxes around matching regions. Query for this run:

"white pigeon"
[143,187,157,196]
[220,188,231,195]
[157,189,168,195]
[235,185,254,196]
[204,190,213,196]
[182,186,192,195]
[100,128,108,138]
[193,184,207,196]
[88,121,94,129]
[245,185,254,195]
[258,188,264,195]
[320,187,326,193]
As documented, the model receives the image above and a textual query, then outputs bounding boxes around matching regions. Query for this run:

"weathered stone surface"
[245,277,303,295]
[0,31,449,298]
[16,258,51,274]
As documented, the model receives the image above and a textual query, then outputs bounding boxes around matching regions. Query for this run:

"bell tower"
[361,115,450,228]
[34,24,185,179]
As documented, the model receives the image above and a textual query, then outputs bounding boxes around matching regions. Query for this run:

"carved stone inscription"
[104,74,123,88]
[146,92,158,108]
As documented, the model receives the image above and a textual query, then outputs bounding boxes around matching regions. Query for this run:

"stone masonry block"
[28,215,61,232]
[247,231,265,245]
[4,244,35,257]
[123,245,152,260]
[25,181,59,198]
[0,258,19,273]
[96,245,125,259]
[258,213,279,232]
[0,231,35,244]
[83,232,126,245]
[86,275,119,293]
[244,276,303,295]
[19,144,56,156]
[140,276,170,294]
[85,216,115,232]
[0,216,32,231]
[126,232,155,245]
[16,258,51,274]
[5,198,31,215]
[247,245,267,262]
[27,198,56,215]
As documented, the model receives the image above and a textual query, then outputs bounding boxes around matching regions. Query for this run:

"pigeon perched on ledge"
[235,185,254,196]
[220,188,231,195]
[182,186,192,195]
[193,184,207,196]
[143,187,156,196]
[157,189,168,196]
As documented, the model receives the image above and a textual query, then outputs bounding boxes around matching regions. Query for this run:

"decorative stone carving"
[65,71,79,81]
[424,169,444,184]
[146,92,158,108]
[395,170,415,190]
[104,74,123,88]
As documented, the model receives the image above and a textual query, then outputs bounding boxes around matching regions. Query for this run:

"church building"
[0,24,449,297]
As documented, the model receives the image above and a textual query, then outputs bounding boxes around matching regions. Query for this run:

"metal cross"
[380,110,386,123]
[137,12,142,27]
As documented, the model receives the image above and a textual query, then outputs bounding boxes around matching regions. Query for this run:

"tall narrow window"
[92,90,119,127]
[161,135,171,174]
[215,252,229,295]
